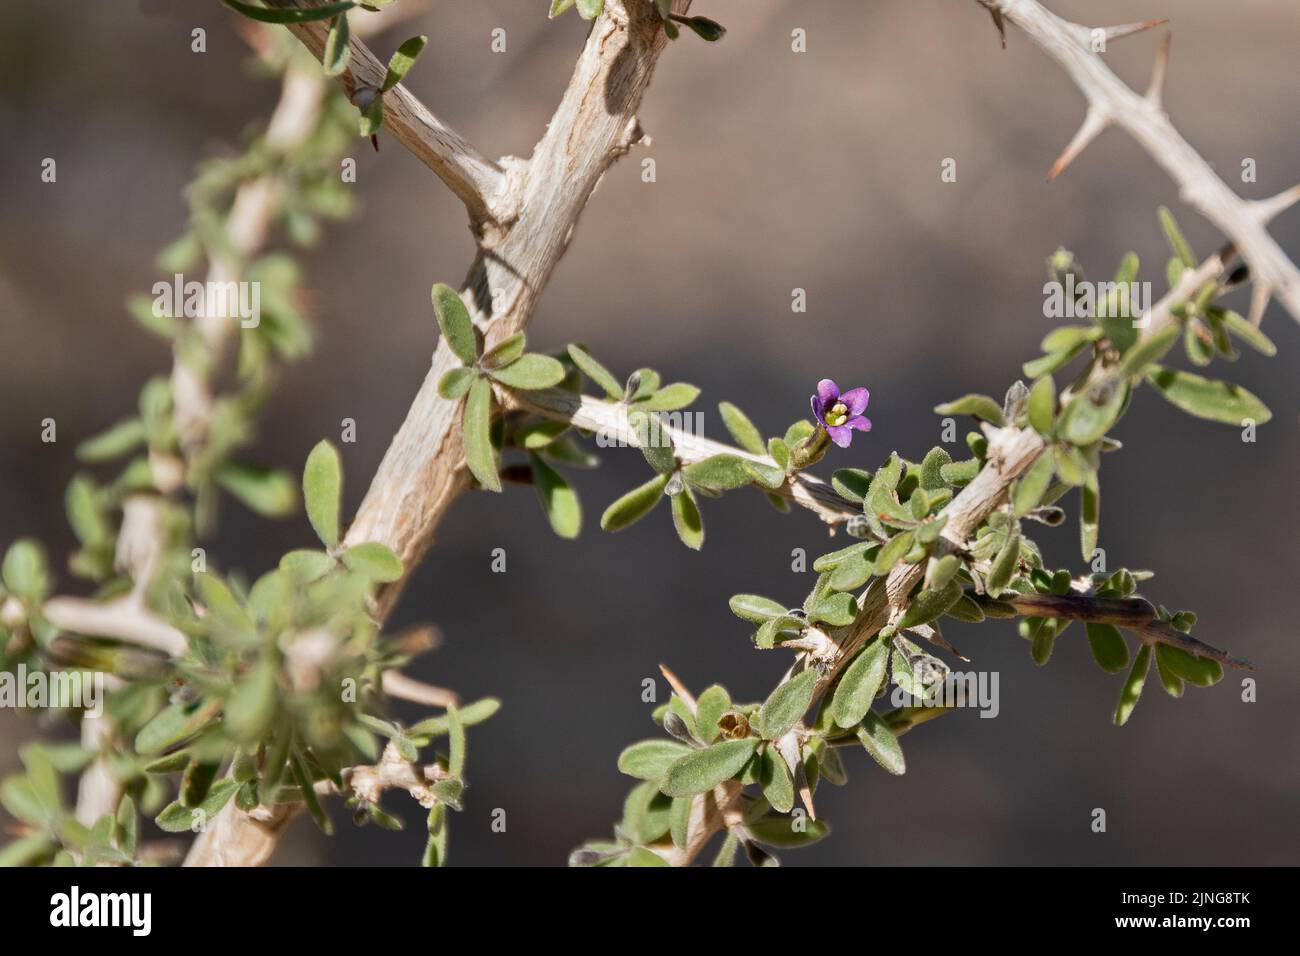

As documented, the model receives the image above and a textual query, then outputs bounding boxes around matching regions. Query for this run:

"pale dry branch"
[512,388,856,527]
[187,0,691,867]
[268,0,511,228]
[987,0,1300,323]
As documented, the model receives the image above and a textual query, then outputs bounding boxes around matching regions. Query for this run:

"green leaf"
[681,454,756,492]
[529,453,581,539]
[718,402,765,455]
[381,35,428,92]
[1145,365,1272,425]
[630,411,676,474]
[438,367,476,400]
[216,463,298,518]
[873,531,915,577]
[548,0,576,17]
[1012,452,1054,516]
[694,686,731,745]
[808,591,858,627]
[600,473,670,531]
[220,0,355,24]
[463,376,500,491]
[487,354,566,390]
[1027,375,1056,436]
[1158,206,1196,268]
[408,698,501,737]
[728,593,786,624]
[1023,342,1088,380]
[682,15,726,40]
[934,394,1005,426]
[669,795,692,848]
[670,486,704,550]
[1114,645,1151,726]
[1155,644,1223,687]
[661,739,759,797]
[77,418,146,462]
[1085,623,1129,673]
[575,0,604,19]
[633,383,700,412]
[1059,381,1127,446]
[829,548,875,592]
[759,748,794,813]
[985,525,1020,597]
[746,815,829,848]
[831,638,888,728]
[155,779,238,833]
[134,700,221,755]
[2,539,50,602]
[302,440,342,548]
[341,542,404,582]
[225,657,279,742]
[196,572,255,638]
[431,283,477,365]
[1217,309,1276,356]
[897,580,962,629]
[855,711,905,775]
[756,670,817,741]
[322,12,350,76]
[1117,323,1180,379]
[830,468,872,504]
[514,420,569,449]
[288,753,333,835]
[617,740,692,781]
[566,344,622,399]
[279,549,336,582]
[1078,469,1100,563]
[480,333,525,370]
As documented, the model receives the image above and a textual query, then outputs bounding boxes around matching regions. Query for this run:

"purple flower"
[810,379,872,448]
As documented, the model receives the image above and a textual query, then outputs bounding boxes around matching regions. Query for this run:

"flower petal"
[846,415,872,433]
[840,387,870,416]
[810,394,828,426]
[826,424,853,448]
[815,379,840,407]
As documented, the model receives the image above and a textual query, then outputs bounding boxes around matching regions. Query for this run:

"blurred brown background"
[1,0,1297,865]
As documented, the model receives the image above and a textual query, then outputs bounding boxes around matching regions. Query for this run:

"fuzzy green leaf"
[302,440,342,548]
[432,283,477,365]
[831,638,888,728]
[529,453,581,539]
[661,739,759,797]
[463,376,500,492]
[1145,365,1272,425]
[566,344,622,399]
[934,394,1005,426]
[1086,622,1129,673]
[488,354,566,390]
[855,711,905,775]
[718,402,765,455]
[670,485,704,550]
[600,473,669,531]
[381,35,428,92]
[1113,645,1151,726]
[341,542,404,582]
[756,670,817,741]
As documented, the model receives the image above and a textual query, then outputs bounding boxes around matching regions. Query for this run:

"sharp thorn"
[1251,183,1300,224]
[658,662,696,709]
[1099,18,1168,44]
[1047,107,1111,182]
[979,1,1007,49]
[1145,32,1172,107]
[1247,283,1271,328]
